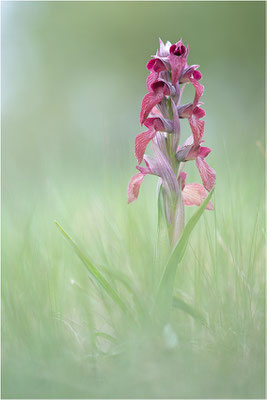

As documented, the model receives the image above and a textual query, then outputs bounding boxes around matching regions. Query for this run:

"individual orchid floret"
[146,59,168,92]
[169,39,189,84]
[136,100,180,164]
[128,144,178,209]
[140,81,170,125]
[180,65,202,84]
[135,117,170,164]
[178,172,213,210]
[147,58,167,74]
[176,136,216,192]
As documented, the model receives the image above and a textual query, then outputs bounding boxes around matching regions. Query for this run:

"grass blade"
[173,296,208,327]
[55,221,129,314]
[95,331,118,344]
[154,188,214,323]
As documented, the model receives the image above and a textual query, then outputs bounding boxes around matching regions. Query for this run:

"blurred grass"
[2,1,265,399]
[2,171,265,398]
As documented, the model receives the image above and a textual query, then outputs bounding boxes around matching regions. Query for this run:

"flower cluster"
[127,38,216,245]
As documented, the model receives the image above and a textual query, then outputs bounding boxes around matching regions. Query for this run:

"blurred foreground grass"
[2,159,265,398]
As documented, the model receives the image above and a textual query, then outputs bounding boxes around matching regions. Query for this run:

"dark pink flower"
[140,81,170,125]
[135,102,179,164]
[146,58,168,91]
[147,58,167,73]
[176,136,216,192]
[180,65,202,84]
[169,40,189,84]
[146,71,159,91]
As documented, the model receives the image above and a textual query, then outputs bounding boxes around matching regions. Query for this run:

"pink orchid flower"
[140,81,170,125]
[176,135,216,192]
[179,171,213,210]
[135,100,179,164]
[128,142,178,210]
[169,40,189,85]
[180,65,202,84]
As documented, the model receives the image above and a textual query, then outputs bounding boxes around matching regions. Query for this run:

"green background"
[2,1,265,398]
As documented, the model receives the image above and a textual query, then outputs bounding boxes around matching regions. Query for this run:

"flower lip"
[151,80,171,96]
[144,117,169,132]
[147,58,166,73]
[193,106,205,119]
[193,70,202,80]
[170,43,186,56]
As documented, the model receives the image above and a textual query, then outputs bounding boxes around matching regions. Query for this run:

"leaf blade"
[55,221,129,314]
[154,188,215,323]
[173,296,208,327]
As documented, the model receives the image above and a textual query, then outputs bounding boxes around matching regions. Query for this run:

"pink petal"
[135,129,156,164]
[150,106,163,116]
[198,146,211,159]
[146,58,167,73]
[169,40,188,84]
[169,52,187,85]
[178,103,194,118]
[144,117,166,132]
[193,70,202,80]
[195,157,216,192]
[180,65,200,83]
[146,71,159,91]
[127,173,145,204]
[178,171,187,190]
[184,145,210,161]
[140,82,169,125]
[193,106,205,119]
[182,183,213,210]
[188,113,205,146]
[189,78,204,108]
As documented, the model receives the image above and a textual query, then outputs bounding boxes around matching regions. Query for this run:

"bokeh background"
[2,1,265,399]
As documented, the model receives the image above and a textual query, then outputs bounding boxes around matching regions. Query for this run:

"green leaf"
[99,263,147,321]
[55,221,129,314]
[173,296,208,327]
[154,188,214,323]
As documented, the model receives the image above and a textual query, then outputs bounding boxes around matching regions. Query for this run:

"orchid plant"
[127,39,216,323]
[127,38,216,249]
[56,38,216,331]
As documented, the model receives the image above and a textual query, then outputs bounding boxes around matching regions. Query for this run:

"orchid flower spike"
[128,38,216,246]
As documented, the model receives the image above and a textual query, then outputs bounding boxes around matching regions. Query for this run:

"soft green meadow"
[3,170,265,398]
[2,1,265,399]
